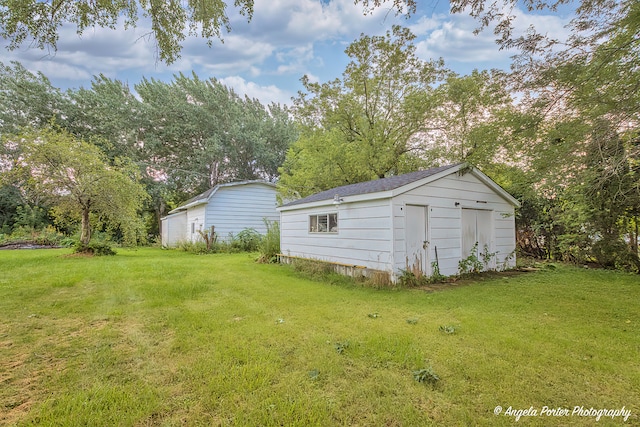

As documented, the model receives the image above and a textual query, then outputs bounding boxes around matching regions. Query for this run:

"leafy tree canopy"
[0,62,298,228]
[135,72,297,201]
[17,125,149,245]
[0,61,70,136]
[280,26,444,199]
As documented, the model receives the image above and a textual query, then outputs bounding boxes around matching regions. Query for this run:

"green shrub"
[458,242,483,275]
[177,240,211,254]
[2,225,67,247]
[398,269,426,287]
[257,219,280,263]
[591,236,639,272]
[231,228,262,252]
[73,240,117,256]
[59,237,76,247]
[7,225,36,242]
[33,226,65,246]
[413,366,440,386]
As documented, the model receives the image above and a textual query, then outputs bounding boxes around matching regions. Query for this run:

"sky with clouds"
[0,0,573,106]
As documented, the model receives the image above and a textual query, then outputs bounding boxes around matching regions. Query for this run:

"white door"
[461,209,493,269]
[405,205,429,277]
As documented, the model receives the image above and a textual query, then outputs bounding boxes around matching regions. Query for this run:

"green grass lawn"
[1,248,638,426]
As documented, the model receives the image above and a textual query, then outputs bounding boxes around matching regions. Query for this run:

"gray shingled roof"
[283,164,462,207]
[181,187,216,206]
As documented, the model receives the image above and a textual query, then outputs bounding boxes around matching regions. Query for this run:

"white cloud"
[415,14,512,64]
[275,44,315,75]
[0,0,575,104]
[246,0,398,42]
[177,34,275,75]
[0,0,403,89]
[1,18,161,87]
[219,76,293,105]
[411,6,572,72]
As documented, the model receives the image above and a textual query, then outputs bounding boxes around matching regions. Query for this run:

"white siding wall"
[280,199,393,271]
[187,205,207,242]
[161,211,188,247]
[393,172,516,276]
[280,170,517,281]
[204,183,279,241]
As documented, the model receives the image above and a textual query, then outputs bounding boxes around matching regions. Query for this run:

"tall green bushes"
[258,219,280,263]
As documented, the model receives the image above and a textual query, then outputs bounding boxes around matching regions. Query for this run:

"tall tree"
[66,74,145,162]
[18,125,148,245]
[136,72,296,201]
[0,65,296,234]
[0,183,23,233]
[65,75,168,235]
[430,69,530,170]
[581,120,640,269]
[0,61,70,136]
[280,26,445,199]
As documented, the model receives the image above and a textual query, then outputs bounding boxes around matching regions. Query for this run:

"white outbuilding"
[161,180,279,247]
[278,163,520,282]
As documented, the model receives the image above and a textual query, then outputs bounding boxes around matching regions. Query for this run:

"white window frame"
[309,213,338,233]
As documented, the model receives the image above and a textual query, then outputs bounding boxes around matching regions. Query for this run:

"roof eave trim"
[278,191,394,211]
[168,199,208,214]
[469,168,521,207]
[160,210,188,220]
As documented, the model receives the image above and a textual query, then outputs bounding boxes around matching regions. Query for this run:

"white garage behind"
[278,163,520,281]
[161,180,279,247]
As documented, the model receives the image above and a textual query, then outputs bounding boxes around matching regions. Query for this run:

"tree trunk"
[80,207,91,245]
[155,198,165,237]
[633,217,638,258]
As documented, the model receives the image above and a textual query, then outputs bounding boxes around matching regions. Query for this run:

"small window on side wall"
[309,213,338,233]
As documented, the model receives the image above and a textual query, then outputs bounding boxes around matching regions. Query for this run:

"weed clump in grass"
[334,341,350,354]
[288,258,396,288]
[439,325,456,335]
[413,366,440,386]
[398,267,447,287]
[177,239,212,254]
[290,258,337,279]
